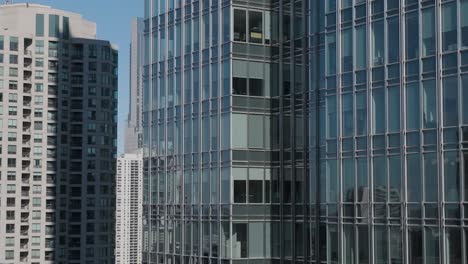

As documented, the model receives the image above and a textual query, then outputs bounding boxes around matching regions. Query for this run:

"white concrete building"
[0,3,118,264]
[116,153,143,264]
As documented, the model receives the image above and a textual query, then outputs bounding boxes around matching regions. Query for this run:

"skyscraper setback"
[0,3,118,263]
[142,0,468,263]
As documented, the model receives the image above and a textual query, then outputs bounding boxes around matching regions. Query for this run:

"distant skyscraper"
[116,153,143,264]
[125,18,144,154]
[0,3,118,263]
[115,17,145,264]
[142,0,468,264]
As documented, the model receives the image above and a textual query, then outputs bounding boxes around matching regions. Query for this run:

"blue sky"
[31,0,143,154]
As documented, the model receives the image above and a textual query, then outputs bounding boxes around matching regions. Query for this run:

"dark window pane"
[249,11,263,44]
[36,14,44,37]
[406,12,419,59]
[233,223,248,258]
[233,77,247,95]
[249,78,263,96]
[234,180,246,203]
[408,227,423,264]
[446,228,461,263]
[442,3,457,51]
[234,10,246,42]
[248,180,262,203]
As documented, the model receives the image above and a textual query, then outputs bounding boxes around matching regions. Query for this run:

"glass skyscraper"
[142,0,468,263]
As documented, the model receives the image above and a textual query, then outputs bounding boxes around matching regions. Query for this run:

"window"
[34,109,43,118]
[342,28,353,71]
[33,197,41,207]
[33,147,42,156]
[34,121,43,130]
[33,185,41,194]
[8,81,17,90]
[6,184,15,194]
[442,3,457,51]
[7,158,15,168]
[461,1,468,48]
[233,168,247,203]
[8,93,17,103]
[5,250,14,260]
[7,119,16,129]
[234,9,247,42]
[7,145,16,154]
[34,96,43,105]
[249,11,263,44]
[422,8,435,56]
[32,249,40,259]
[0,36,3,50]
[249,79,263,96]
[5,237,14,247]
[63,16,70,39]
[9,37,18,51]
[233,77,247,95]
[232,223,247,258]
[32,223,41,233]
[445,152,460,201]
[9,67,18,77]
[8,106,16,115]
[406,12,419,59]
[49,14,59,38]
[443,77,458,127]
[372,20,384,66]
[7,132,16,141]
[35,70,44,80]
[406,83,420,130]
[35,40,44,54]
[7,171,15,180]
[9,54,17,64]
[35,58,44,67]
[6,198,15,207]
[36,14,44,36]
[32,236,40,246]
[248,169,263,203]
[32,210,41,219]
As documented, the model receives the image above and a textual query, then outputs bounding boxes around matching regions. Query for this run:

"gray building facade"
[0,3,118,264]
[142,0,468,263]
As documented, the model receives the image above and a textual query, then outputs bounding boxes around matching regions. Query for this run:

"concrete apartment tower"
[0,3,118,264]
[116,153,143,264]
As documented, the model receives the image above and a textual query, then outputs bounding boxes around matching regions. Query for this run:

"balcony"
[22,177,30,184]
[23,99,32,108]
[22,165,30,172]
[24,48,32,57]
[23,83,32,93]
[23,73,32,83]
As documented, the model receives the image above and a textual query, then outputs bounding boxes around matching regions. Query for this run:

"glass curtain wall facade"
[143,0,468,263]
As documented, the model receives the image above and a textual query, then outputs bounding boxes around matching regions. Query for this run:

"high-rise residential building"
[142,0,468,263]
[124,18,145,154]
[0,3,118,264]
[116,153,143,264]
